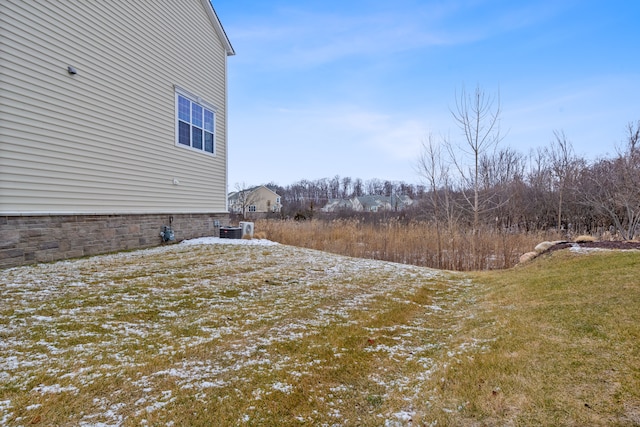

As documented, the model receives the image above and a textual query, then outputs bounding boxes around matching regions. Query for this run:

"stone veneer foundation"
[0,213,229,268]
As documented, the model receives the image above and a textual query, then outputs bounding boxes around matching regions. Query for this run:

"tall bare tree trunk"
[546,130,577,232]
[415,134,448,268]
[446,85,502,268]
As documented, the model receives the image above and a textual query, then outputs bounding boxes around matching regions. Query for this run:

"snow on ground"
[569,244,609,254]
[180,236,280,246]
[0,236,482,426]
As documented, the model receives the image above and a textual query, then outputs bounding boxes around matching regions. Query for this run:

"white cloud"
[325,108,428,160]
[221,0,633,186]
[227,103,436,185]
[227,2,568,69]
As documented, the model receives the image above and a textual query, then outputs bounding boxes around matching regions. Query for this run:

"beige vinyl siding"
[252,187,280,212]
[0,0,230,214]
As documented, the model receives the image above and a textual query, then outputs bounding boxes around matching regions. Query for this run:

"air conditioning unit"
[239,221,254,238]
[219,226,242,239]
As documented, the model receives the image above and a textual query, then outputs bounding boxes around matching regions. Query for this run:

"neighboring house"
[322,195,414,213]
[228,186,282,218]
[0,1,235,268]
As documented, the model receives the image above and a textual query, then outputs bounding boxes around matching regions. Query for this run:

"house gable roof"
[256,185,281,198]
[202,0,235,56]
[228,185,280,202]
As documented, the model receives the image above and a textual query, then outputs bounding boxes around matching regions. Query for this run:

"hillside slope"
[456,248,640,426]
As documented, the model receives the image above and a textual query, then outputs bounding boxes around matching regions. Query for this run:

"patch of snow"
[79,402,125,427]
[159,311,178,318]
[0,400,12,427]
[271,382,293,393]
[32,384,79,394]
[79,422,120,427]
[386,410,414,426]
[329,385,349,393]
[569,245,608,254]
[68,281,87,287]
[200,379,226,389]
[181,237,279,246]
[328,408,342,418]
[145,391,174,413]
[0,236,480,425]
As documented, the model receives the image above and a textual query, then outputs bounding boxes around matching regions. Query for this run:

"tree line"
[254,87,639,241]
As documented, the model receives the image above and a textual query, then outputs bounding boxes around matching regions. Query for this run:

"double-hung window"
[176,90,216,155]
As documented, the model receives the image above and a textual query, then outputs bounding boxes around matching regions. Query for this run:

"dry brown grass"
[256,218,563,271]
[0,242,479,426]
[1,240,638,425]
[254,231,267,240]
[575,234,597,243]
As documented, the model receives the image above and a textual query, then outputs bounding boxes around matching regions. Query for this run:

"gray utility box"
[219,226,243,239]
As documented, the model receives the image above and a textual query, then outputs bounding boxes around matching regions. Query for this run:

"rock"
[534,241,555,253]
[519,251,538,264]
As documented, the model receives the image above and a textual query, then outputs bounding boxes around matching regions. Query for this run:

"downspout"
[224,51,229,213]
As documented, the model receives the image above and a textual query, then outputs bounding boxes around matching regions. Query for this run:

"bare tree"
[580,121,640,239]
[478,147,526,228]
[525,148,556,230]
[415,134,449,268]
[329,175,341,199]
[383,180,394,197]
[545,130,582,231]
[352,178,364,197]
[445,85,503,236]
[341,177,352,199]
[233,182,260,219]
[626,120,640,152]
[365,178,384,196]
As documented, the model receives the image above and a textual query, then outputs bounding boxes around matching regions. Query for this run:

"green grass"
[0,243,638,425]
[432,249,640,426]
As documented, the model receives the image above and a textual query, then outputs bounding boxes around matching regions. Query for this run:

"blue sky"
[213,1,640,188]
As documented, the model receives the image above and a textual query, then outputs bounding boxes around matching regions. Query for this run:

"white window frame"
[175,87,217,156]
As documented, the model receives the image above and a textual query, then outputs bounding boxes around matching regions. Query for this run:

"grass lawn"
[0,240,638,426]
[455,248,640,426]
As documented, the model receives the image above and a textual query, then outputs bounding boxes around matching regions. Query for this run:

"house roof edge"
[202,0,235,56]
